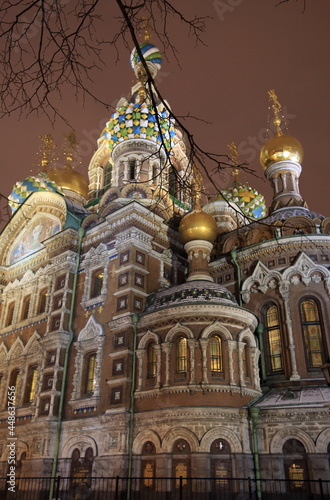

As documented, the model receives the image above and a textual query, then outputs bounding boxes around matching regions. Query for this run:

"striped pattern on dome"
[104,102,175,154]
[8,175,61,213]
[130,43,162,70]
[220,183,267,220]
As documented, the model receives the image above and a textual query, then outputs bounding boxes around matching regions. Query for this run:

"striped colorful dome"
[130,43,162,71]
[104,101,175,155]
[219,182,267,220]
[8,174,61,213]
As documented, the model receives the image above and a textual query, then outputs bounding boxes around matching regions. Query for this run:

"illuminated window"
[24,365,38,404]
[172,439,191,489]
[210,336,223,374]
[82,353,97,395]
[300,298,325,369]
[141,442,156,490]
[147,343,157,379]
[176,337,187,374]
[37,289,48,314]
[6,302,15,327]
[263,304,284,374]
[91,270,104,299]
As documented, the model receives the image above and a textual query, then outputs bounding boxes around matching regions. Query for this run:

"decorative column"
[187,339,196,385]
[279,281,300,380]
[238,341,246,388]
[227,340,236,386]
[136,349,144,391]
[199,339,209,385]
[163,342,172,387]
[154,344,162,389]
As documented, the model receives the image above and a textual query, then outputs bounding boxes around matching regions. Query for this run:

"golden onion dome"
[179,209,218,245]
[48,166,89,198]
[260,132,304,171]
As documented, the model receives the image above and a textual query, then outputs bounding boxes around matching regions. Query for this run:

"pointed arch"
[138,330,161,349]
[9,337,25,359]
[78,315,104,342]
[165,323,194,342]
[200,321,232,340]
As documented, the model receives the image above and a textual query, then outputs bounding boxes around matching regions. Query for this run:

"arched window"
[129,159,136,180]
[300,298,325,369]
[37,289,48,314]
[104,161,112,190]
[263,303,284,374]
[283,439,309,493]
[211,439,232,491]
[172,439,191,489]
[21,296,31,321]
[141,441,156,490]
[210,336,223,375]
[9,369,20,405]
[6,302,15,327]
[176,336,187,374]
[242,343,250,379]
[147,343,157,379]
[169,166,178,198]
[24,365,38,404]
[90,270,104,299]
[82,353,97,395]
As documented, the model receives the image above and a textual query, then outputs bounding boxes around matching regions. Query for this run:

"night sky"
[1,0,329,226]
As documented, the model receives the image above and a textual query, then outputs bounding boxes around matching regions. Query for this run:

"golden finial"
[141,17,153,42]
[268,89,283,135]
[63,130,78,169]
[36,134,56,172]
[227,141,240,183]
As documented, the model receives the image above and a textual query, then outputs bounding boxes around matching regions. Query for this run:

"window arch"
[147,343,157,379]
[210,336,223,376]
[90,269,104,299]
[172,439,191,488]
[300,298,326,369]
[211,439,232,490]
[283,439,309,493]
[9,369,20,405]
[263,303,284,374]
[24,365,38,404]
[176,336,187,374]
[37,289,48,314]
[141,441,156,490]
[6,302,15,327]
[21,295,31,320]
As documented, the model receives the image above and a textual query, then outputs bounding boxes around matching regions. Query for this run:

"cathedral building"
[0,41,329,497]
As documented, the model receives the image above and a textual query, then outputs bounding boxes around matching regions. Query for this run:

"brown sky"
[1,0,329,224]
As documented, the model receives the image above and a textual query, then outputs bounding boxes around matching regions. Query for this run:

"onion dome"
[8,173,61,213]
[179,209,218,244]
[48,166,89,198]
[144,281,237,313]
[260,133,304,170]
[130,42,162,74]
[218,182,267,220]
[104,101,175,155]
